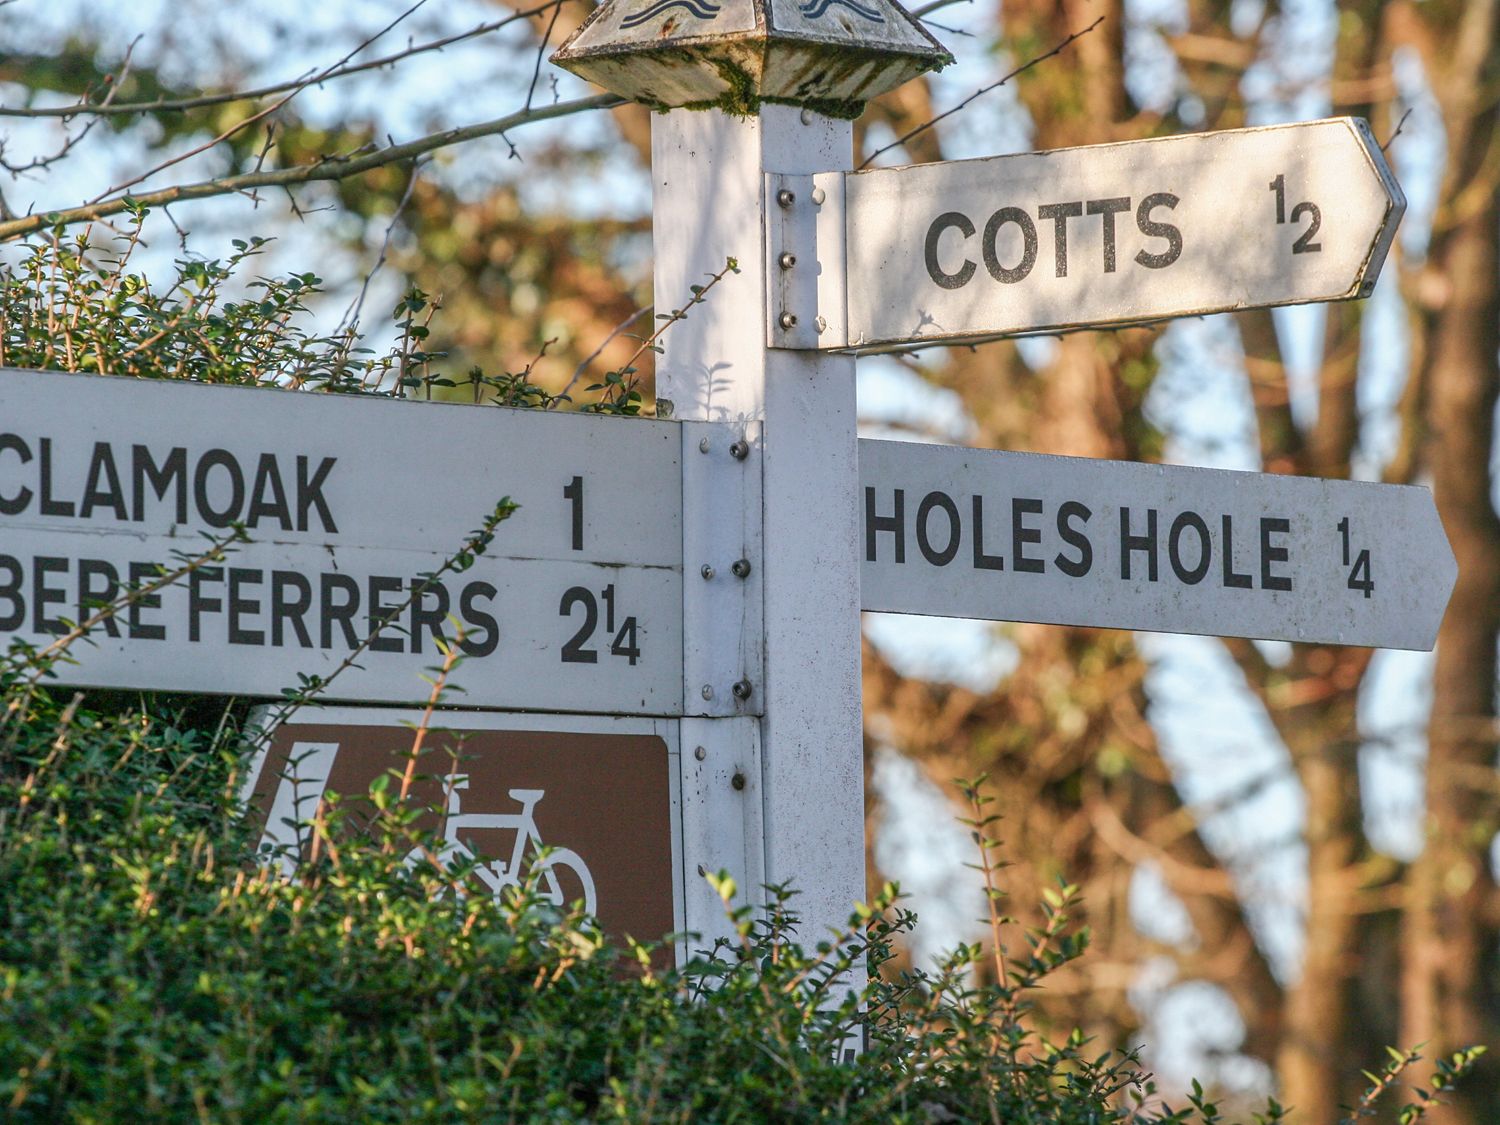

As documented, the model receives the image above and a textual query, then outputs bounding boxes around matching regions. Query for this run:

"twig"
[337,157,426,334]
[0,94,622,241]
[912,0,971,16]
[857,16,1105,169]
[1382,106,1413,152]
[554,304,653,406]
[525,2,565,114]
[247,498,517,752]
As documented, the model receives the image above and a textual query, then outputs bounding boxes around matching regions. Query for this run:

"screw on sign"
[243,711,680,953]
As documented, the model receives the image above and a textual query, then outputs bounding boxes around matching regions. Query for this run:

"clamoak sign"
[0,432,501,656]
[0,368,685,715]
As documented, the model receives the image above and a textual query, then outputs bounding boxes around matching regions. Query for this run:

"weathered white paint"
[860,438,1455,650]
[653,106,866,974]
[774,118,1405,349]
[0,369,683,714]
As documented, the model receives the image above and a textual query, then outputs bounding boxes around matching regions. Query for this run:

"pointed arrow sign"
[859,439,1455,651]
[768,118,1406,350]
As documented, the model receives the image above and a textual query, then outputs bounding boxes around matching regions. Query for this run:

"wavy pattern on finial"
[620,0,722,28]
[799,0,885,21]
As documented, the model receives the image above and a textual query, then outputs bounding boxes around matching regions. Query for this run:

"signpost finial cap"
[551,0,951,112]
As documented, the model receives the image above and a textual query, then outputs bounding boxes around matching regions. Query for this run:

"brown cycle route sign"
[242,709,679,951]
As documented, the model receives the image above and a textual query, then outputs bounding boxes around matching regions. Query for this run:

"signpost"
[859,439,1456,650]
[0,0,1455,1000]
[0,369,685,715]
[766,118,1406,350]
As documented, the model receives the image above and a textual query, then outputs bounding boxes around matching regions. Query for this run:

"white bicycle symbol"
[406,775,597,915]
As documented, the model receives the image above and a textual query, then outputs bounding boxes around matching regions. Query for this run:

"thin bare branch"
[87,1,430,206]
[857,16,1105,170]
[0,93,623,242]
[554,304,653,406]
[337,157,426,334]
[0,2,565,120]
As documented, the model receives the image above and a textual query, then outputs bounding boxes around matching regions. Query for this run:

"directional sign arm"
[770,118,1407,350]
[858,438,1455,651]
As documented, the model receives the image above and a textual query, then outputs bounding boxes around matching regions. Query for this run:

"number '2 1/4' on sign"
[560,476,641,665]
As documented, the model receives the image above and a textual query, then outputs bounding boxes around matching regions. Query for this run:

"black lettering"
[1087,197,1131,273]
[1168,511,1211,585]
[0,554,23,630]
[0,435,33,516]
[228,568,264,646]
[1260,516,1293,591]
[297,456,338,533]
[246,454,293,531]
[981,206,1038,284]
[865,487,905,564]
[409,578,451,655]
[1038,201,1084,277]
[127,560,165,640]
[924,211,977,290]
[971,495,1004,571]
[367,575,405,653]
[916,491,961,566]
[320,573,360,650]
[1055,501,1093,577]
[33,556,68,634]
[79,443,127,520]
[1011,497,1045,574]
[270,571,313,648]
[1221,515,1253,588]
[132,445,188,524]
[78,559,121,638]
[460,581,499,658]
[194,449,245,529]
[1135,193,1183,269]
[1120,507,1159,582]
[189,566,223,643]
[39,439,74,517]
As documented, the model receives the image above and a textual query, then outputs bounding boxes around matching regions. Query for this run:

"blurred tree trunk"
[1387,0,1500,1117]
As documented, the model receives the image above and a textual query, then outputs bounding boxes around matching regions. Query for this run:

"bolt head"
[779,311,798,329]
[694,745,706,761]
[815,316,828,334]
[729,439,750,460]
[776,189,795,208]
[701,684,714,700]
[811,185,827,206]
[731,558,751,578]
[700,564,715,580]
[698,436,710,453]
[731,772,746,791]
[778,252,797,270]
[732,678,753,700]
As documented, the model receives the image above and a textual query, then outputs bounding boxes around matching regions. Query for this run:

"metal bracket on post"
[680,420,764,717]
[766,171,848,351]
[676,715,764,957]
